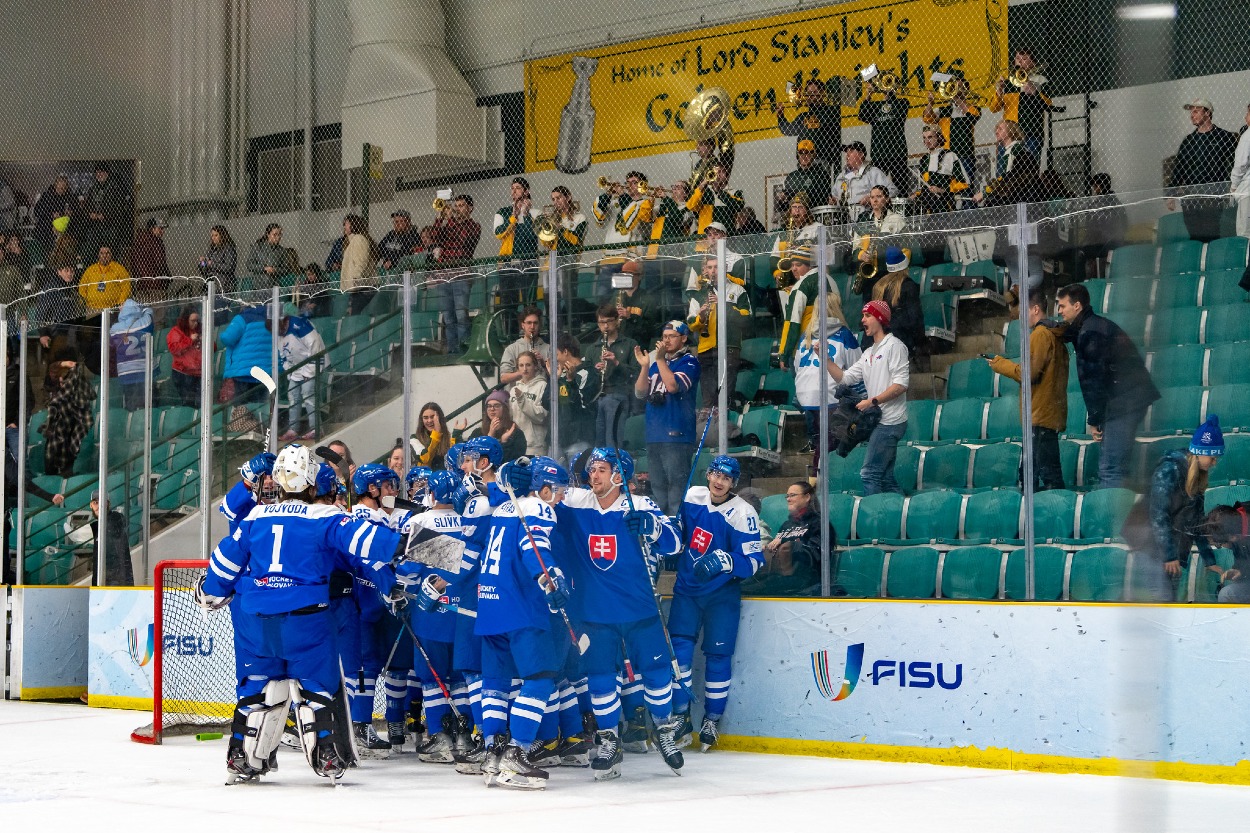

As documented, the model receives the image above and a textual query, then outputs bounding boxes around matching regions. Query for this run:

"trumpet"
[1001,66,1045,88]
[535,206,561,248]
[597,175,622,192]
[635,180,667,200]
[774,81,806,112]
[432,197,446,213]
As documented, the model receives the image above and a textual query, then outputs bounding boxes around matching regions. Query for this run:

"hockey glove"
[385,585,409,616]
[449,485,473,515]
[393,560,424,591]
[498,458,532,495]
[663,553,681,573]
[537,567,571,612]
[692,549,734,583]
[193,575,232,612]
[623,509,661,542]
[240,452,277,486]
[416,574,448,613]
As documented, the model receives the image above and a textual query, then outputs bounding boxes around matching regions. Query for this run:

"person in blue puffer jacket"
[219,303,274,432]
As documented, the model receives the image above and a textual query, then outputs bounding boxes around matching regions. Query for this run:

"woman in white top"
[847,185,905,301]
[339,213,377,314]
[509,350,549,456]
[792,287,864,455]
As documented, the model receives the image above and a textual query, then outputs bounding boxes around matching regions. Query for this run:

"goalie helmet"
[706,454,740,484]
[587,447,634,483]
[273,444,319,494]
[406,466,432,502]
[528,456,570,493]
[352,463,399,497]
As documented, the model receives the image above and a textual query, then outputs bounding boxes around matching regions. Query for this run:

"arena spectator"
[278,303,325,442]
[509,350,549,456]
[1055,282,1160,488]
[686,254,751,419]
[377,209,421,272]
[65,489,133,586]
[555,333,598,459]
[741,481,836,597]
[793,288,862,456]
[219,303,274,433]
[453,389,527,462]
[46,214,79,271]
[79,245,131,311]
[1230,103,1250,238]
[633,320,700,514]
[838,141,896,222]
[6,349,33,453]
[35,265,86,352]
[109,298,154,411]
[588,303,640,450]
[1167,98,1239,242]
[1122,416,1221,601]
[245,223,288,291]
[132,217,170,309]
[386,441,407,475]
[871,248,925,367]
[1203,502,1250,603]
[922,76,981,181]
[686,161,743,235]
[166,305,203,407]
[615,260,664,345]
[412,402,451,470]
[339,214,377,315]
[431,194,480,354]
[79,162,131,256]
[32,174,77,251]
[499,306,548,386]
[2,432,65,585]
[733,206,766,237]
[327,439,356,481]
[987,288,1069,490]
[199,225,238,293]
[827,300,910,496]
[42,351,95,478]
[325,235,344,272]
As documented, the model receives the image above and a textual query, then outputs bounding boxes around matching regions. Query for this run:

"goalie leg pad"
[295,685,348,778]
[233,679,293,774]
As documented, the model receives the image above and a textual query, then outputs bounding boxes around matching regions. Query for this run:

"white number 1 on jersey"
[269,525,286,572]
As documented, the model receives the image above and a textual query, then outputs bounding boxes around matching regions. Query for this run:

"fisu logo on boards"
[810,642,962,701]
[127,623,154,667]
[162,635,216,657]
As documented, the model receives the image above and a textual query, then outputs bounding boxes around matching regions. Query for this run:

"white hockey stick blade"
[576,633,590,655]
[403,526,465,574]
[249,366,278,394]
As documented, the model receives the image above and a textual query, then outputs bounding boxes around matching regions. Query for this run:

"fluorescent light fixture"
[1116,3,1177,20]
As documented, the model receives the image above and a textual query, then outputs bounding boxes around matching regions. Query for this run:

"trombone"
[933,77,983,105]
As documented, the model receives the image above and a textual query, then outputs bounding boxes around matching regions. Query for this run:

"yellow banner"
[524,0,1006,173]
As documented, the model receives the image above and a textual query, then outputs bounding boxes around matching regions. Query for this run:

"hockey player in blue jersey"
[474,456,573,790]
[670,454,763,751]
[220,452,278,533]
[195,444,404,785]
[554,447,687,778]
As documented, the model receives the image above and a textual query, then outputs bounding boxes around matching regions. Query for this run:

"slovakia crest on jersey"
[689,527,713,555]
[588,534,618,571]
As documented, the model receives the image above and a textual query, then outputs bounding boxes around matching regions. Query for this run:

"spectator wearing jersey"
[633,320,701,514]
[793,289,863,455]
[109,299,154,411]
[278,304,326,442]
[827,300,909,495]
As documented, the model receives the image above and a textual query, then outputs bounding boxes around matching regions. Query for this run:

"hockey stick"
[316,445,352,511]
[681,405,717,501]
[399,618,462,720]
[250,366,279,453]
[499,481,591,655]
[621,477,697,702]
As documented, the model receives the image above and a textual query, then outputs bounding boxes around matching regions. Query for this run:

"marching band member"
[989,47,1055,160]
[913,125,969,215]
[685,161,744,235]
[923,75,981,183]
[838,141,896,222]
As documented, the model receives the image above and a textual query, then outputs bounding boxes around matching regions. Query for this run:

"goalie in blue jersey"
[554,447,688,779]
[670,454,764,751]
[195,444,405,785]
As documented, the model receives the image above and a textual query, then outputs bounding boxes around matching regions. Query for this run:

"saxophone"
[851,233,878,295]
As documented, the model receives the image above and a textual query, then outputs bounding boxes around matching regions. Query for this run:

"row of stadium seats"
[1105,236,1248,279]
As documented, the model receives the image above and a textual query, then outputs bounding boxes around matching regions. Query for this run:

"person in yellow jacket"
[685,253,750,416]
[79,245,131,311]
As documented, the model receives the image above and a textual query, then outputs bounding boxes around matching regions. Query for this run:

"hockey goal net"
[130,560,235,744]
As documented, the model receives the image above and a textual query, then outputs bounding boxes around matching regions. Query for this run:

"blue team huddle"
[195,436,763,790]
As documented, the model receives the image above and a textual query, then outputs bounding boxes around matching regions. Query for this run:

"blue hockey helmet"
[428,470,460,505]
[240,452,276,485]
[406,466,432,501]
[706,454,740,484]
[314,463,341,498]
[465,435,504,469]
[445,443,466,472]
[528,456,570,493]
[569,447,592,487]
[587,447,635,483]
[352,462,398,496]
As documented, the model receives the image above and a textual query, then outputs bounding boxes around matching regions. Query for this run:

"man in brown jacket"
[987,288,1069,490]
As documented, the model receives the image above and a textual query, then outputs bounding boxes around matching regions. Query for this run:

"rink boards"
[718,599,1250,783]
[6,586,1250,782]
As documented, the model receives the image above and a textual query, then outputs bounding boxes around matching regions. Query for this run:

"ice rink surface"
[3,701,1248,832]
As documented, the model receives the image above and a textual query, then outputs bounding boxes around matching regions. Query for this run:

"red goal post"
[130,560,235,744]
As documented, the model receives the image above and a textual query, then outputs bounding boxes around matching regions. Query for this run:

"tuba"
[686,87,736,189]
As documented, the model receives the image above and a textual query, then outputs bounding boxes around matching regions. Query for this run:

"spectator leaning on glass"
[509,351,549,457]
[1122,416,1222,602]
[1055,282,1160,488]
[633,320,700,515]
[987,288,1069,491]
[166,305,203,407]
[109,298,154,412]
[826,300,909,496]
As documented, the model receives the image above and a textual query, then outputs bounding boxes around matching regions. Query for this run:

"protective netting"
[130,562,234,743]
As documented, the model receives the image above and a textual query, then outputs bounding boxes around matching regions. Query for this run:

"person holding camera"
[634,321,701,514]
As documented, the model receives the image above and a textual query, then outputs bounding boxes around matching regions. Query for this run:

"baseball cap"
[1183,98,1214,114]
[797,139,816,152]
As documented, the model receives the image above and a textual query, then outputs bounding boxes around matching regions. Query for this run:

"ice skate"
[654,717,685,774]
[482,741,506,786]
[699,715,720,752]
[225,746,263,785]
[353,722,392,759]
[620,706,650,753]
[387,720,407,751]
[454,734,486,775]
[591,729,623,781]
[416,730,455,763]
[674,711,693,748]
[527,738,562,769]
[496,743,549,790]
[557,735,590,767]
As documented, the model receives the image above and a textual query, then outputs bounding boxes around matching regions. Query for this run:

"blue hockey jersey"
[456,480,509,612]
[674,487,764,597]
[554,488,679,623]
[204,501,401,616]
[475,496,558,636]
[219,481,256,535]
[404,507,466,643]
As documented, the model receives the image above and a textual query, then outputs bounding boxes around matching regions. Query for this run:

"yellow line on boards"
[19,687,87,700]
[715,735,1250,785]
